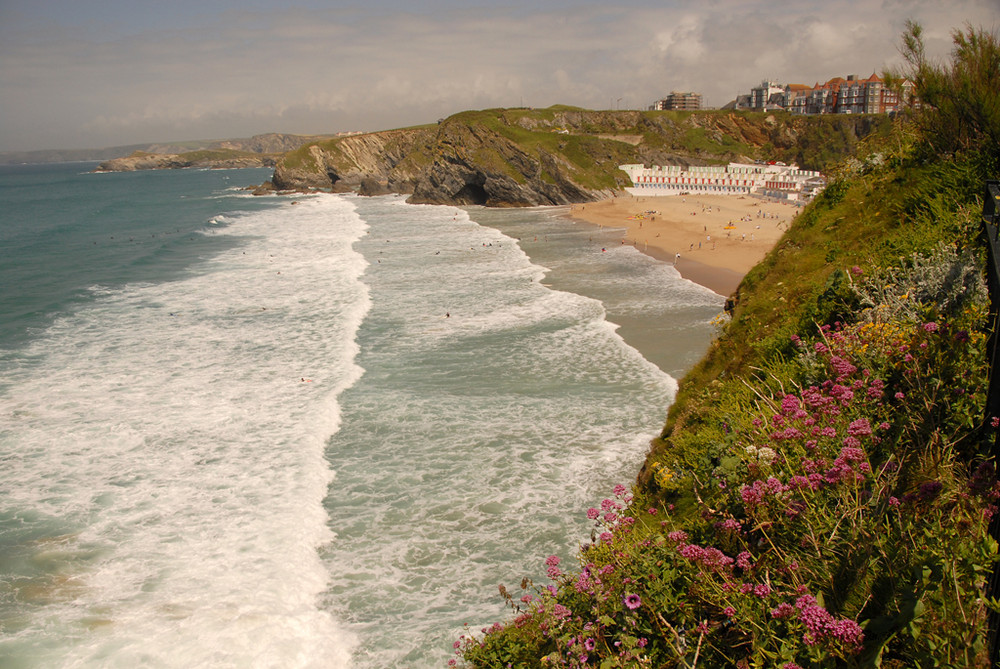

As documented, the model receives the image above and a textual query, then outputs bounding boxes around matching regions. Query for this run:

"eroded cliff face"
[267,108,890,206]
[270,128,435,193]
[406,120,610,206]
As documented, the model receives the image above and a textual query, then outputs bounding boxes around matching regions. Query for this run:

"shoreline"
[562,193,797,296]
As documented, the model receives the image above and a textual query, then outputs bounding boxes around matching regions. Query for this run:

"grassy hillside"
[456,22,1000,669]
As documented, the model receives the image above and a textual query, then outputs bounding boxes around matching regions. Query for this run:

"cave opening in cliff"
[454,183,488,205]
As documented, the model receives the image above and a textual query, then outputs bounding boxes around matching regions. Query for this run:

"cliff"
[268,107,891,206]
[271,127,435,194]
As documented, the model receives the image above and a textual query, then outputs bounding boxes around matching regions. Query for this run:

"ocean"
[0,163,723,667]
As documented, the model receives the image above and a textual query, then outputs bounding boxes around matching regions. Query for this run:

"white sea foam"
[320,196,683,667]
[0,194,368,667]
[1,185,722,668]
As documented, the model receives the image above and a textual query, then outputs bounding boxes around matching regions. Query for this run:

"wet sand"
[564,193,797,296]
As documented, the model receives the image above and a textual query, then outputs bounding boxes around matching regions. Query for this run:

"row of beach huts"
[619,161,826,203]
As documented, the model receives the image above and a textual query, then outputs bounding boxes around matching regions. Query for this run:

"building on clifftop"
[738,73,914,115]
[650,91,703,111]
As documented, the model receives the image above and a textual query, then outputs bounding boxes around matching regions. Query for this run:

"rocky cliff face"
[270,128,433,193]
[267,107,891,206]
[406,120,610,206]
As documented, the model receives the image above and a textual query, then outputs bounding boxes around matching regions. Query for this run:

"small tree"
[889,21,1000,174]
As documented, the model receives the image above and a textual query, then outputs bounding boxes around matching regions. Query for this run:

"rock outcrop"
[405,119,610,206]
[270,128,433,193]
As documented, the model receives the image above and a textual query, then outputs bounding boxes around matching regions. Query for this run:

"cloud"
[1,0,997,151]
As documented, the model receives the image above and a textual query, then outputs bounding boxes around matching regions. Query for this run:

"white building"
[750,80,786,110]
[619,162,825,202]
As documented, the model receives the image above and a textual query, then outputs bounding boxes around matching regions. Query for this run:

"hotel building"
[650,91,703,111]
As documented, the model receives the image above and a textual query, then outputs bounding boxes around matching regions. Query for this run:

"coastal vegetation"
[456,22,1000,668]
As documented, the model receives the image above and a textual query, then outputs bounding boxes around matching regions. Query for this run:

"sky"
[0,0,997,152]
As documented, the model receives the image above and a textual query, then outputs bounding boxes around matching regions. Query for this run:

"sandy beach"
[565,193,797,296]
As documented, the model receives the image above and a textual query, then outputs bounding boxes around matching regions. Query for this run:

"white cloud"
[1,0,998,151]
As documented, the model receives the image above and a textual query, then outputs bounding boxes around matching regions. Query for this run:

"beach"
[566,193,797,296]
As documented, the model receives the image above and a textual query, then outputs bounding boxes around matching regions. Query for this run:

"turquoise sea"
[0,163,723,667]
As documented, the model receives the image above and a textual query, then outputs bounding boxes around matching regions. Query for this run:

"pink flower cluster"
[794,594,865,650]
[676,541,735,570]
[769,594,864,651]
[740,476,789,509]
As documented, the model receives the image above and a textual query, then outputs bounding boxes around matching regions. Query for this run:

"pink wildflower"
[829,355,857,380]
[770,602,796,619]
[847,418,872,437]
[719,518,742,533]
[794,594,864,651]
